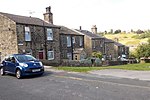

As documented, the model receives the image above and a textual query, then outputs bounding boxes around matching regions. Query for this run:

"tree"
[114,29,121,34]
[92,51,102,59]
[136,43,150,59]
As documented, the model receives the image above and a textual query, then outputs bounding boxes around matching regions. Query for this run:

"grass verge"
[55,63,150,72]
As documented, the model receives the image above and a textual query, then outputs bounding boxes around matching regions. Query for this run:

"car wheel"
[0,67,5,76]
[16,69,22,79]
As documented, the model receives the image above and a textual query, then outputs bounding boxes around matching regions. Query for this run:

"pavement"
[44,66,150,81]
[90,69,150,81]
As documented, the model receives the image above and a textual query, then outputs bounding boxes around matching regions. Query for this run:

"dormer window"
[25,27,31,41]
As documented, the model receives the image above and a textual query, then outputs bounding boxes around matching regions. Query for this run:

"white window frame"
[93,40,96,48]
[47,28,53,40]
[72,36,75,44]
[67,36,71,47]
[67,52,72,60]
[79,37,83,46]
[25,27,31,41]
[47,50,54,60]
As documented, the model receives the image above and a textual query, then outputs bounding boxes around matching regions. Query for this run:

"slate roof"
[75,29,104,39]
[0,12,59,28]
[104,38,125,46]
[59,26,84,36]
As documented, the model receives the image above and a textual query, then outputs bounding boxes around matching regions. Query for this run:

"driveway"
[90,69,150,81]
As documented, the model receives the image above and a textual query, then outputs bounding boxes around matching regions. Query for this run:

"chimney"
[43,6,53,24]
[79,26,82,30]
[91,25,97,34]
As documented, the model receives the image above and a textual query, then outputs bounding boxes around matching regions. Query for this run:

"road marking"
[53,75,150,89]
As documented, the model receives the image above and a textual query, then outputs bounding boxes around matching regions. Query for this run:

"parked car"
[0,54,44,79]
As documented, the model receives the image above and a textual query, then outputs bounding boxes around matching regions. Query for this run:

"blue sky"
[0,0,150,32]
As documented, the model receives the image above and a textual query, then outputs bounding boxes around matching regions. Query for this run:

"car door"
[3,56,11,72]
[8,56,16,73]
[4,56,16,74]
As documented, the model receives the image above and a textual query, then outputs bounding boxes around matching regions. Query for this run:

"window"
[47,28,53,40]
[79,37,83,46]
[25,27,31,41]
[47,50,54,60]
[67,36,71,47]
[93,40,96,48]
[75,55,78,60]
[67,53,72,60]
[72,37,75,44]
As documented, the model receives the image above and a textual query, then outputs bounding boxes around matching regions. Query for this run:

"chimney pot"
[91,25,97,34]
[79,26,82,30]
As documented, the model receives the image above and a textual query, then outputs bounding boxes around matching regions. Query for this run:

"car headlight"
[19,63,28,67]
[39,62,43,66]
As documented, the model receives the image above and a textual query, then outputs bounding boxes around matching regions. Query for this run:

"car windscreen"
[15,55,36,62]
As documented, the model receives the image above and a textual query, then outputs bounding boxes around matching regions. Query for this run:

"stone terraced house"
[0,6,61,65]
[74,25,129,61]
[74,26,105,58]
[59,26,86,60]
[0,6,129,66]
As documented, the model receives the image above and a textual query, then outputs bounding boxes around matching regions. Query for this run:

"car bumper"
[22,69,44,76]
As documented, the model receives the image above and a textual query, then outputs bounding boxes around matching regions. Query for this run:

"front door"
[39,51,44,59]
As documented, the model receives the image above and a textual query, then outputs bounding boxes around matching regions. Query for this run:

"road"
[0,70,150,100]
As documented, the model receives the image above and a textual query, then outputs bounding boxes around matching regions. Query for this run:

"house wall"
[84,36,92,57]
[16,24,61,65]
[115,45,129,58]
[60,34,84,60]
[0,14,18,61]
[84,36,105,57]
[104,42,115,60]
[92,38,105,54]
[60,27,84,60]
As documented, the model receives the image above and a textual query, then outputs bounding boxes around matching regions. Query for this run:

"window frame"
[47,28,53,41]
[67,36,71,47]
[25,27,31,41]
[47,50,54,60]
[79,37,83,46]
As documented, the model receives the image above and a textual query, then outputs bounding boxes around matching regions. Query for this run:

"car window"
[5,56,11,62]
[15,55,36,62]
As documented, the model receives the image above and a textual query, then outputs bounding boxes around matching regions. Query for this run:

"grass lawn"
[55,63,150,72]
[104,33,148,46]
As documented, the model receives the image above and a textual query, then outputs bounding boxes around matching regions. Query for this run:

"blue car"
[0,54,44,79]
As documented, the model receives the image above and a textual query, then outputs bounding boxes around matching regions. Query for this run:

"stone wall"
[16,24,61,65]
[0,14,18,61]
[59,26,84,60]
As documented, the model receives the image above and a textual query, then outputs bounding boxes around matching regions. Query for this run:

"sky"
[0,0,150,32]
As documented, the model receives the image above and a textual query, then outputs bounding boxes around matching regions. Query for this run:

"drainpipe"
[71,35,74,60]
[43,22,48,59]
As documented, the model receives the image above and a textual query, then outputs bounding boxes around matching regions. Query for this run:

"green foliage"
[94,58,102,66]
[132,32,150,39]
[136,43,150,58]
[92,51,102,59]
[80,58,92,64]
[56,63,150,72]
[129,51,137,58]
[114,29,121,34]
[148,38,150,44]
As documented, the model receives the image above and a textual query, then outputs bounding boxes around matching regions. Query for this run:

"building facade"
[0,7,61,65]
[74,26,105,57]
[59,26,86,60]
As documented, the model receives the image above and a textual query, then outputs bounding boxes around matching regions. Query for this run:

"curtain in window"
[47,29,53,40]
[25,27,31,41]
[67,36,71,47]
[47,50,54,60]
